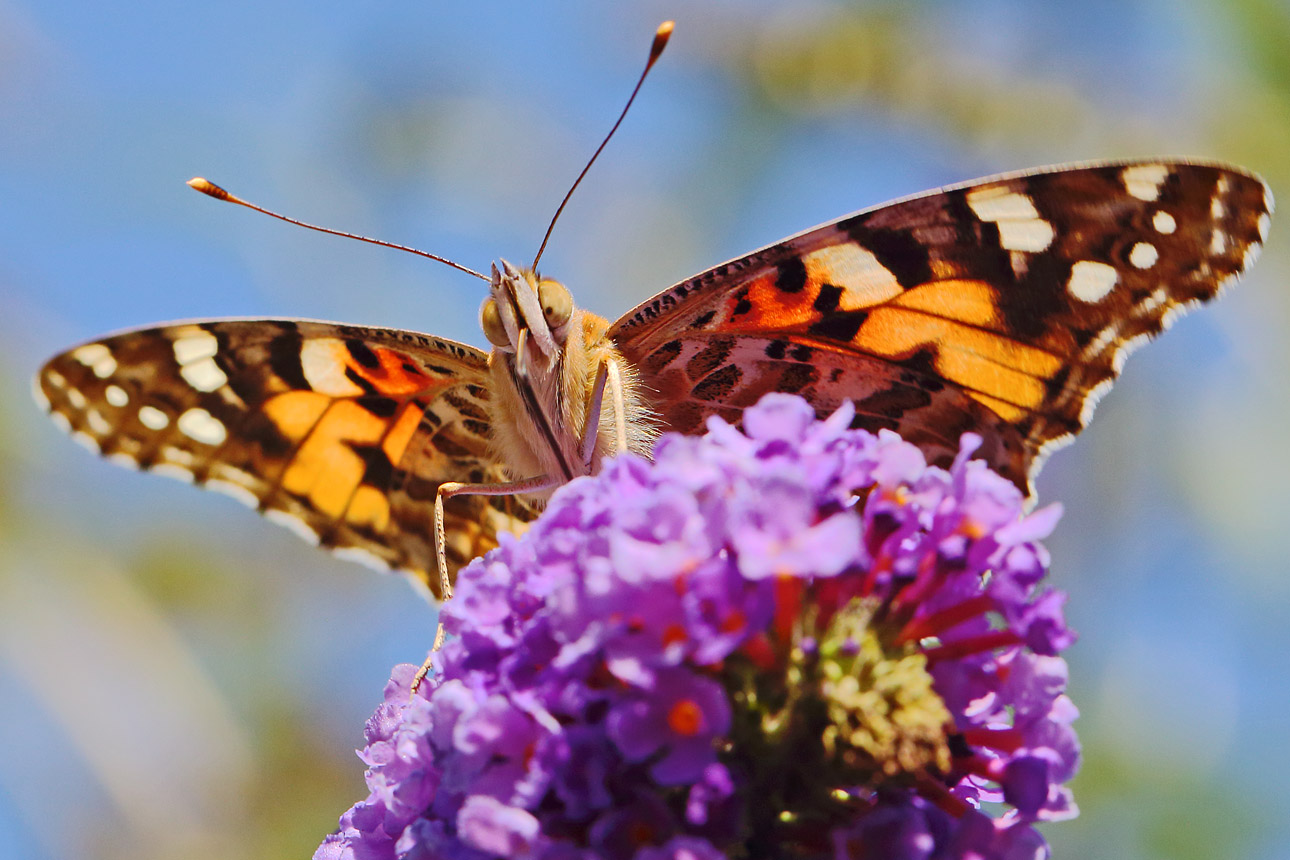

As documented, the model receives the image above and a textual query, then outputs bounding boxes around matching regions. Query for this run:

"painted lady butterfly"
[32,22,1273,601]
[35,157,1272,601]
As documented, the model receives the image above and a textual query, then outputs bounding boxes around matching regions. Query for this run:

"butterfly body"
[37,160,1272,599]
[481,260,657,495]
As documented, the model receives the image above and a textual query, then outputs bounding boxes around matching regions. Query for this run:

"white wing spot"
[1129,242,1158,270]
[177,408,227,446]
[107,452,139,469]
[1079,319,1123,363]
[332,546,393,571]
[1122,164,1170,201]
[1067,260,1118,303]
[265,508,321,545]
[85,409,112,435]
[1211,195,1226,219]
[1244,242,1262,272]
[1209,230,1228,255]
[139,405,170,430]
[1136,288,1169,314]
[31,374,51,411]
[1214,271,1240,298]
[45,369,68,390]
[49,412,72,433]
[213,466,259,487]
[159,446,197,468]
[965,187,1054,252]
[966,187,1040,221]
[72,343,118,379]
[172,330,219,365]
[71,431,101,454]
[66,388,87,410]
[1160,302,1194,332]
[205,478,260,509]
[1257,212,1271,242]
[152,463,196,483]
[997,219,1056,253]
[1079,378,1117,427]
[301,338,366,396]
[105,385,129,407]
[179,357,229,392]
[217,386,248,409]
[1031,432,1078,492]
[805,244,901,305]
[1152,210,1176,234]
[1112,332,1154,374]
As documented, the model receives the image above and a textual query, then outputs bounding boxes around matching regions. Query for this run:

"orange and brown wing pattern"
[612,160,1273,493]
[35,319,532,597]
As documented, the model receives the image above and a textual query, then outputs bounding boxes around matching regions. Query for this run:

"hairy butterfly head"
[481,259,577,370]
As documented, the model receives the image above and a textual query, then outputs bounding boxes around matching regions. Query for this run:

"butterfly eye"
[480,299,510,347]
[538,279,574,328]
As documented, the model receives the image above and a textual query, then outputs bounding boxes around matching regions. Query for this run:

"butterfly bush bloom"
[317,394,1079,860]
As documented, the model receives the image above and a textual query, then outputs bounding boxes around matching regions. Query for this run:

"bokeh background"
[3,2,1288,858]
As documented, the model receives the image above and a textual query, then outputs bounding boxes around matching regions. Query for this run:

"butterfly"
[35,159,1272,602]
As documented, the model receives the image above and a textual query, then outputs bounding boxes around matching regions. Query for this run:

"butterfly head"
[482,259,576,373]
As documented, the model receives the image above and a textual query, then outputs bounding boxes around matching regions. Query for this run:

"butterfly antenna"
[186,177,490,281]
[530,20,674,271]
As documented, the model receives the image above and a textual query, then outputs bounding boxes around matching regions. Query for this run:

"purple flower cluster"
[317,395,1079,860]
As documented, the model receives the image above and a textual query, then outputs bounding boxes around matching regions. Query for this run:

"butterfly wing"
[611,160,1272,493]
[36,319,531,598]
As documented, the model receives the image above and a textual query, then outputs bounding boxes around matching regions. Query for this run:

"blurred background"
[2,1,1287,858]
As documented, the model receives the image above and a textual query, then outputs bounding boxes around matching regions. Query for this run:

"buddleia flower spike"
[316,394,1079,860]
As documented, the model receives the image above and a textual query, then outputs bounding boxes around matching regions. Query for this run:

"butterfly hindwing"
[36,319,533,596]
[612,160,1272,493]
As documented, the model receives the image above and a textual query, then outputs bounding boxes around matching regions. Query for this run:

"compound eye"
[480,299,510,347]
[537,279,573,328]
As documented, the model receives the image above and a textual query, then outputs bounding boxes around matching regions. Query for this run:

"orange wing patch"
[383,403,424,464]
[265,390,331,438]
[887,279,998,325]
[855,280,1063,419]
[279,399,387,518]
[715,254,1063,421]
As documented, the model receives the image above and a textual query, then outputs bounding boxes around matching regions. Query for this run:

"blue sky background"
[3,2,1289,859]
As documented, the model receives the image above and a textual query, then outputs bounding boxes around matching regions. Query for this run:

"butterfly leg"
[433,474,561,599]
[412,473,562,694]
[412,474,559,696]
[581,357,629,471]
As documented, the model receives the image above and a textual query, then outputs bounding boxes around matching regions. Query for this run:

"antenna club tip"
[651,20,674,59]
[187,177,230,200]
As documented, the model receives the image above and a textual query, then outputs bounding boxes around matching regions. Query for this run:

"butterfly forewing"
[36,319,535,597]
[612,160,1273,493]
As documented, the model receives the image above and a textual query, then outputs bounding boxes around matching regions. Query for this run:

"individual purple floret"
[318,394,1079,860]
